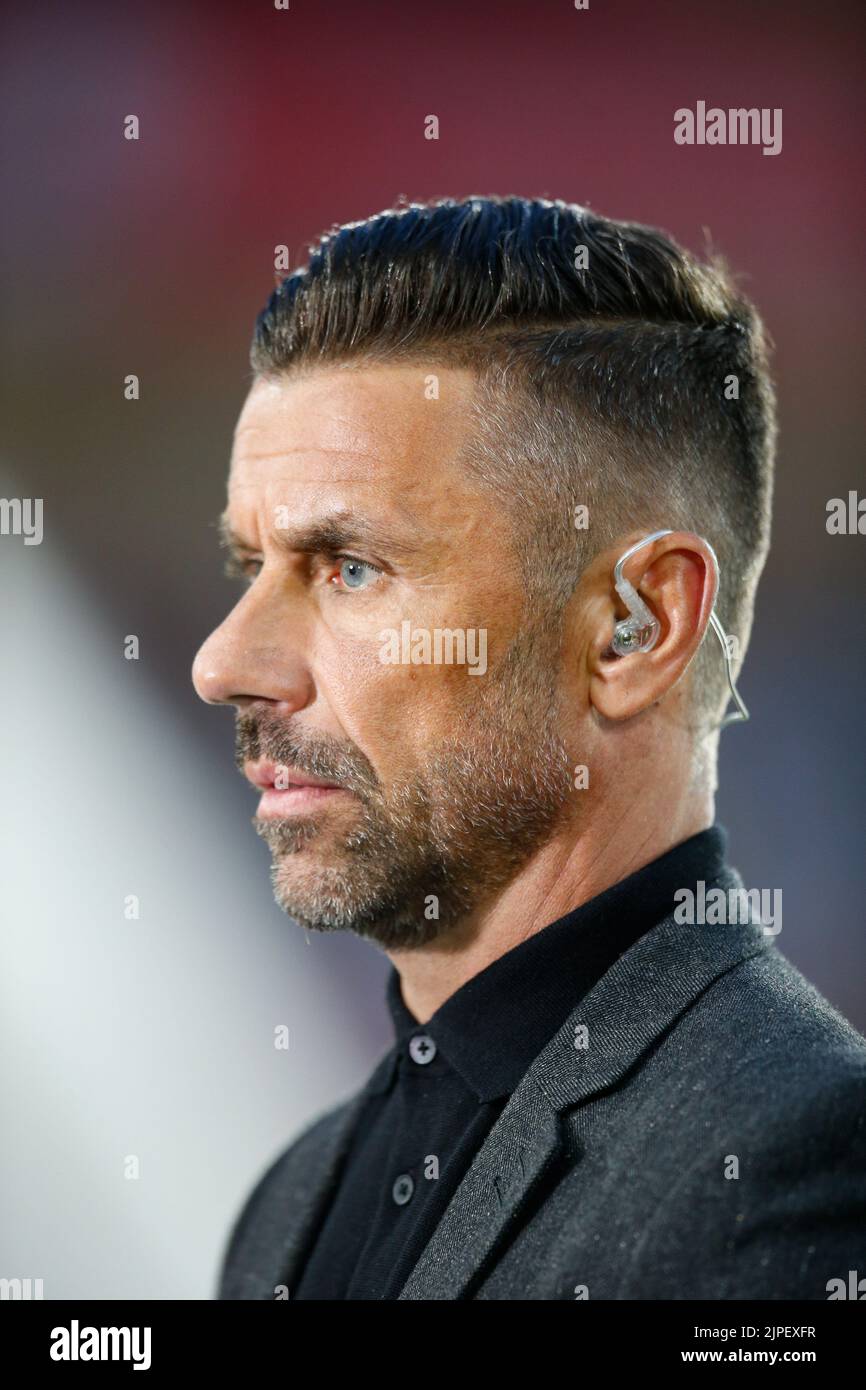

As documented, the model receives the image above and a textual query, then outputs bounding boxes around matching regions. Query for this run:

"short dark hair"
[251,196,777,732]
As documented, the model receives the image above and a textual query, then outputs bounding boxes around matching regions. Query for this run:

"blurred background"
[1,0,864,1299]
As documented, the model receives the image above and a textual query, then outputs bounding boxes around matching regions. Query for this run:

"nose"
[191,590,313,711]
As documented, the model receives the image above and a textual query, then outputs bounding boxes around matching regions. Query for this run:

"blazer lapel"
[256,1048,400,1298]
[234,1065,386,1299]
[272,1091,368,1297]
[398,867,772,1299]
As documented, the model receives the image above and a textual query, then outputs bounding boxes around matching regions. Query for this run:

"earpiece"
[609,530,671,656]
[608,529,750,728]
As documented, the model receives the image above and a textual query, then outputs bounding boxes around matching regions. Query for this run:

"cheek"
[312,631,486,768]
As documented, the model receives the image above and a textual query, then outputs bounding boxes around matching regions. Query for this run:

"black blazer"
[218,863,866,1299]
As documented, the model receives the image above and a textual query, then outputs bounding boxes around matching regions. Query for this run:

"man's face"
[192,363,575,950]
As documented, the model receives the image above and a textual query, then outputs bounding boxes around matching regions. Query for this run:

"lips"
[244,759,343,792]
[244,758,350,819]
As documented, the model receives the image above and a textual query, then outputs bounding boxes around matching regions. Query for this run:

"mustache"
[234,709,379,796]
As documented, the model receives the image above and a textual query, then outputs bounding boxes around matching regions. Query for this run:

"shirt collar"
[380,824,729,1103]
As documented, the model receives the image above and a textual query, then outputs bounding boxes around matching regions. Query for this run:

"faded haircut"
[250,195,777,733]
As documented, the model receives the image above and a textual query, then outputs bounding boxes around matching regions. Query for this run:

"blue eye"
[224,555,262,585]
[337,557,381,590]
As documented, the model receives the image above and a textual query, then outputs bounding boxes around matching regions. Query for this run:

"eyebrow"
[216,508,424,561]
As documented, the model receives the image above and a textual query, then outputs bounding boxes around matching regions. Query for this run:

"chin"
[268,857,352,931]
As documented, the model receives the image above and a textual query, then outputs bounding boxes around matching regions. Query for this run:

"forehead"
[227,363,480,523]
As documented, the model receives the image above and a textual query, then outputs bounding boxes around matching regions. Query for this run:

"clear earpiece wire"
[708,611,749,727]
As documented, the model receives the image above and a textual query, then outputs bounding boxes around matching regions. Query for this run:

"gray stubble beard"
[252,618,575,951]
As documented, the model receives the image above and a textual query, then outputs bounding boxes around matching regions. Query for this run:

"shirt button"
[409,1033,437,1065]
[392,1173,414,1205]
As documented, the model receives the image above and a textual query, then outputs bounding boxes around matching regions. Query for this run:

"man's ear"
[588,531,719,721]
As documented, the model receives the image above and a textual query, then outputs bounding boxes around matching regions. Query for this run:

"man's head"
[192,196,776,950]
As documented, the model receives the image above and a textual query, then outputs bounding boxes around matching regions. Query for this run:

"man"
[192,196,866,1300]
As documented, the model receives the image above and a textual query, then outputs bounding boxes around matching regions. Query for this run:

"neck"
[389,756,714,1023]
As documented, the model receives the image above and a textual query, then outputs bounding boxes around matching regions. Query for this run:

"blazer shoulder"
[612,949,866,1298]
[700,942,866,1074]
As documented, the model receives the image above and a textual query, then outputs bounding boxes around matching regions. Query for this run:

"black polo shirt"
[291,824,728,1300]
